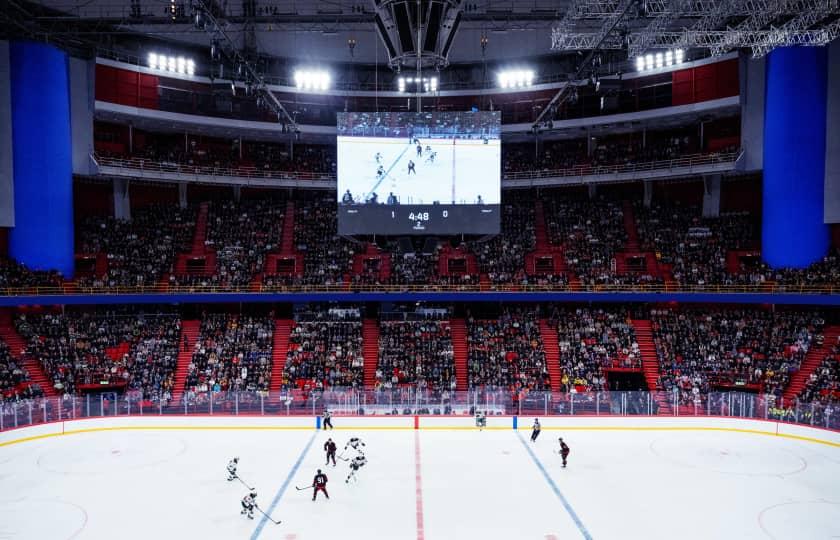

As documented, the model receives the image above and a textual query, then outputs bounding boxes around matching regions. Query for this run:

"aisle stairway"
[170,320,200,403]
[192,202,210,254]
[783,325,840,402]
[631,319,671,415]
[268,319,293,396]
[622,200,640,251]
[0,312,57,398]
[281,201,296,253]
[540,319,563,391]
[534,200,549,250]
[451,319,469,391]
[362,319,380,389]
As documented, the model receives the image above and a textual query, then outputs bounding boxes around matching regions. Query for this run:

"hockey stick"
[235,475,254,490]
[255,505,281,525]
[295,485,314,491]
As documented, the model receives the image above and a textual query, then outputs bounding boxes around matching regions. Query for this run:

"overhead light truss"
[552,0,840,57]
[192,0,296,128]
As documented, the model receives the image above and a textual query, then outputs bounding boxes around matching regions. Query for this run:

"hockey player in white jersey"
[345,454,367,483]
[345,437,366,456]
[227,457,239,481]
[241,491,257,520]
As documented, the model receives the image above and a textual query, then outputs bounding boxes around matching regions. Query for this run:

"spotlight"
[645,54,654,70]
[497,68,535,89]
[294,69,331,92]
[148,53,158,69]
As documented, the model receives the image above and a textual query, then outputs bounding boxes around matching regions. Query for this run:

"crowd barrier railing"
[2,390,837,432]
[0,282,837,296]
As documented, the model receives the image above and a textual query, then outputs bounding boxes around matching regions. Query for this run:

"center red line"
[414,430,425,540]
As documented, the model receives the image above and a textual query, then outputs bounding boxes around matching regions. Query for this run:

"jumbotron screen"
[337,111,501,235]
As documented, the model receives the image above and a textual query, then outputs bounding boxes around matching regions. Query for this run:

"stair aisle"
[170,320,201,404]
[539,319,563,391]
[451,319,469,391]
[192,202,210,254]
[281,201,296,253]
[631,319,671,415]
[268,319,294,396]
[0,313,57,398]
[622,200,640,251]
[362,319,380,389]
[783,325,840,403]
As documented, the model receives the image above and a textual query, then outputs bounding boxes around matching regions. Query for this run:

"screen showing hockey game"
[337,111,501,235]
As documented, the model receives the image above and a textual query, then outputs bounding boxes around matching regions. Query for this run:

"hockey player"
[241,491,257,519]
[375,152,382,164]
[530,418,541,442]
[376,164,385,180]
[312,469,329,501]
[559,438,570,468]
[407,160,416,175]
[475,411,487,430]
[416,143,423,157]
[346,454,367,483]
[324,438,337,466]
[345,437,366,456]
[227,457,239,481]
[425,151,437,164]
[323,409,334,430]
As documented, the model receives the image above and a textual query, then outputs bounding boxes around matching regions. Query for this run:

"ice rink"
[1,423,839,539]
[337,136,501,205]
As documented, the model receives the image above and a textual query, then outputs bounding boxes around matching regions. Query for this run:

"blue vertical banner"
[8,42,74,277]
[762,46,830,268]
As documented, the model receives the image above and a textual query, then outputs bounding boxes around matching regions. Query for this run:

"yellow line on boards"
[0,424,838,448]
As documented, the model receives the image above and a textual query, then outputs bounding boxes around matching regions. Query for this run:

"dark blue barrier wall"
[0,291,838,307]
[762,47,830,268]
[8,42,74,278]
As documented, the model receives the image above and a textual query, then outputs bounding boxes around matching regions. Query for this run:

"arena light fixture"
[397,75,438,93]
[637,49,686,72]
[497,69,535,89]
[294,69,331,91]
[148,52,195,76]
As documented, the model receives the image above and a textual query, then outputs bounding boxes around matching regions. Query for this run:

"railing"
[94,150,740,186]
[95,155,336,183]
[504,150,740,181]
[1,282,838,296]
[2,390,837,432]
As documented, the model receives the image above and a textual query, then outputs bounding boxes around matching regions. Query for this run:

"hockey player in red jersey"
[559,437,570,468]
[324,438,337,466]
[312,469,329,501]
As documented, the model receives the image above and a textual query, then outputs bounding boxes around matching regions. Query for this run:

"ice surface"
[1,426,838,539]
[337,136,501,205]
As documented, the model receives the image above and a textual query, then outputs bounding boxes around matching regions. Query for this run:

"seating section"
[469,197,536,286]
[183,314,274,396]
[649,308,823,405]
[293,196,354,286]
[635,202,760,286]
[178,200,285,289]
[551,308,640,392]
[281,312,364,390]
[15,311,181,400]
[377,319,455,394]
[0,338,43,401]
[0,259,62,288]
[77,205,195,288]
[798,339,839,405]
[466,309,550,391]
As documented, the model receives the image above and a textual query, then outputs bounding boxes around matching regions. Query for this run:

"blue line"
[250,430,318,539]
[366,143,412,198]
[515,431,593,540]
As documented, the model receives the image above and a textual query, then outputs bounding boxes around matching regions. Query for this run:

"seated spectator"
[0,339,43,402]
[0,258,62,289]
[469,196,536,287]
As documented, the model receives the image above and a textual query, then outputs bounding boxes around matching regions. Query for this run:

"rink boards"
[3,414,840,447]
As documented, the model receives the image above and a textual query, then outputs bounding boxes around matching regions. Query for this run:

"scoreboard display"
[336,111,501,235]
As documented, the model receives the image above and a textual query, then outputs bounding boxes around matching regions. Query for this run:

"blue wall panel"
[8,42,74,277]
[762,47,830,268]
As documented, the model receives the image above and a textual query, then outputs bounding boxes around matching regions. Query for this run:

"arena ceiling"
[7,0,839,67]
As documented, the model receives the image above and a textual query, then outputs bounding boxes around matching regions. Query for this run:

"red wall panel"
[94,64,159,109]
[671,59,739,106]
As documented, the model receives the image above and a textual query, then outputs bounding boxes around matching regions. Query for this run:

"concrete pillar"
[113,178,131,220]
[643,180,653,209]
[178,182,188,209]
[587,183,597,199]
[702,174,721,218]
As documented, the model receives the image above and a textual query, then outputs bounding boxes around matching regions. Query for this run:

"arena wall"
[2,415,839,448]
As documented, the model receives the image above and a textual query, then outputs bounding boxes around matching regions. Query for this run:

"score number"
[390,211,449,220]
